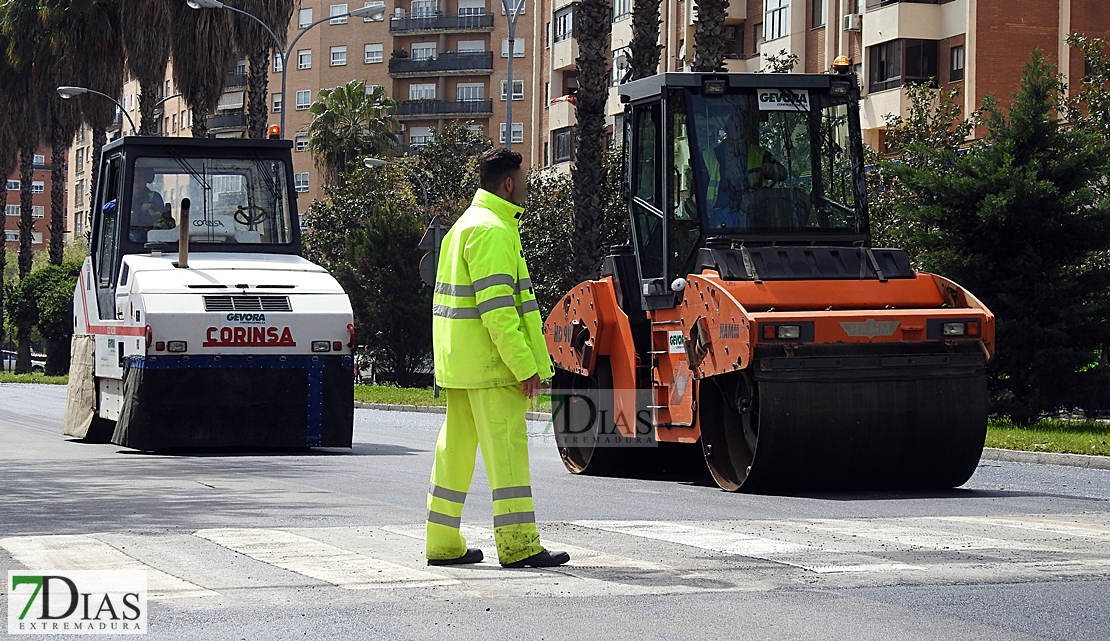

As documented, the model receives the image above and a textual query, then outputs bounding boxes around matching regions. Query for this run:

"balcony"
[225,72,248,88]
[395,99,493,119]
[865,0,938,9]
[389,51,494,77]
[551,37,578,72]
[549,98,575,130]
[389,12,494,33]
[862,0,963,46]
[208,112,247,129]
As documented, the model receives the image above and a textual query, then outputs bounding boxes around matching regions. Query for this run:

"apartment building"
[3,149,54,250]
[537,0,1110,164]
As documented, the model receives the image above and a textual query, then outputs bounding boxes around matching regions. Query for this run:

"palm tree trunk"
[49,122,65,264]
[692,0,728,72]
[16,146,34,374]
[629,0,663,80]
[247,48,270,139]
[191,106,209,138]
[89,126,106,235]
[138,82,161,136]
[571,0,612,285]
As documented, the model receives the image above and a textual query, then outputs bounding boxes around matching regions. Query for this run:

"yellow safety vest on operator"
[702,145,767,204]
[432,189,555,389]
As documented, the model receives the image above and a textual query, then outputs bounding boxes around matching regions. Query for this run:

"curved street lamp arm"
[86,88,137,133]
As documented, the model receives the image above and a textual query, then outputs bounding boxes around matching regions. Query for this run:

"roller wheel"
[553,357,631,476]
[699,372,755,491]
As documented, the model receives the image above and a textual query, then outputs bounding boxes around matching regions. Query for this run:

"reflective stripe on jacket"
[432,189,554,389]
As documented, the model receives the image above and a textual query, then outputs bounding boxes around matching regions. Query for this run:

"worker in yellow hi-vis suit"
[425,147,569,569]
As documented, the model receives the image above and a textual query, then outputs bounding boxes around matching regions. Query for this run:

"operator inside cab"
[127,168,175,242]
[701,108,787,230]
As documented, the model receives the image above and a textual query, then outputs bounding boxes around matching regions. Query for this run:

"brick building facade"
[4,148,56,251]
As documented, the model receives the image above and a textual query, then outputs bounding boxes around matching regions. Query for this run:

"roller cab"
[544,72,994,491]
[64,137,354,451]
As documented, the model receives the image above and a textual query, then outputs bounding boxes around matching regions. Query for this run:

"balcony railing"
[865,0,939,9]
[208,112,247,129]
[389,51,494,75]
[390,13,494,32]
[226,72,248,88]
[396,99,493,117]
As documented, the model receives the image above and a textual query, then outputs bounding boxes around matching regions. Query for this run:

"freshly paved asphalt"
[1,383,1108,640]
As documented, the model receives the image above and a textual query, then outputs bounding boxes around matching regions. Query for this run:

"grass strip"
[986,418,1110,456]
[0,372,68,385]
[354,385,551,412]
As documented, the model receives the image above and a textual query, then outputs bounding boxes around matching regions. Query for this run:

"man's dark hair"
[479,147,523,193]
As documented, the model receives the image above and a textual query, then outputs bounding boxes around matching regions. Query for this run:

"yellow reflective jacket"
[432,189,554,389]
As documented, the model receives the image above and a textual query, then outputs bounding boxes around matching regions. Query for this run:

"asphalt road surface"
[1,383,1109,640]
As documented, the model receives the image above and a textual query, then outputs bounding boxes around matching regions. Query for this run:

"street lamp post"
[57,86,137,133]
[363,157,429,214]
[187,0,386,139]
[501,0,525,150]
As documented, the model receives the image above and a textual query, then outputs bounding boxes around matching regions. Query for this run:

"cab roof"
[618,71,858,103]
[101,135,293,156]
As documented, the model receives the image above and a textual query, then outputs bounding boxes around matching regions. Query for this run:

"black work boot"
[501,549,571,568]
[428,548,484,566]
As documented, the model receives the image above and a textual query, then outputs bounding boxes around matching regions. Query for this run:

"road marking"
[195,528,458,589]
[936,516,1110,541]
[773,518,1032,551]
[0,534,215,600]
[572,521,923,574]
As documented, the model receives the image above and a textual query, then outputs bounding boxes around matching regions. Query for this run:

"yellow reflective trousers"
[426,385,544,565]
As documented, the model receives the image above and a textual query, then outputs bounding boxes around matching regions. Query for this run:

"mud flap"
[112,354,354,451]
[62,335,96,439]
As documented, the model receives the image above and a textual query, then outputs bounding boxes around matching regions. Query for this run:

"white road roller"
[63,137,355,450]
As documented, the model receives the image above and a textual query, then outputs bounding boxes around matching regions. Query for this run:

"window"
[754,23,764,49]
[765,0,789,41]
[457,83,485,102]
[296,90,312,110]
[458,0,485,15]
[298,7,312,27]
[273,53,284,72]
[501,38,525,57]
[32,154,45,166]
[468,124,484,135]
[500,80,524,100]
[612,0,630,21]
[298,50,312,69]
[365,84,383,95]
[75,179,84,206]
[811,0,825,27]
[330,4,349,23]
[365,43,384,63]
[553,126,573,162]
[409,83,436,100]
[950,44,964,82]
[501,0,525,15]
[554,7,573,43]
[331,46,348,66]
[363,1,385,21]
[869,38,938,92]
[272,93,282,113]
[31,181,44,194]
[4,230,17,242]
[457,40,485,52]
[294,172,310,193]
[412,42,437,60]
[499,122,524,144]
[612,48,629,85]
[5,205,17,216]
[31,231,42,245]
[31,205,44,219]
[410,126,433,146]
[295,135,309,152]
[411,0,436,17]
[172,114,178,132]
[5,180,17,190]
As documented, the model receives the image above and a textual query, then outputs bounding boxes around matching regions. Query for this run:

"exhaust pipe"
[175,198,190,269]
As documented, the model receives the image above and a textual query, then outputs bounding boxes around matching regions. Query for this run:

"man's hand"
[521,374,541,398]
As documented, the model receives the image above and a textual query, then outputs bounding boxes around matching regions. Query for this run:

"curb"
[352,404,1109,471]
[980,447,1110,470]
[355,402,552,422]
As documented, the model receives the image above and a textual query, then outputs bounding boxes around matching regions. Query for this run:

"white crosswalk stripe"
[194,528,458,589]
[0,534,215,600]
[2,514,1110,603]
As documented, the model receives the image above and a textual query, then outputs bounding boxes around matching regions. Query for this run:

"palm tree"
[571,0,611,284]
[0,53,18,352]
[628,0,663,80]
[307,81,397,186]
[120,0,172,135]
[169,2,237,138]
[692,0,727,72]
[231,0,294,139]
